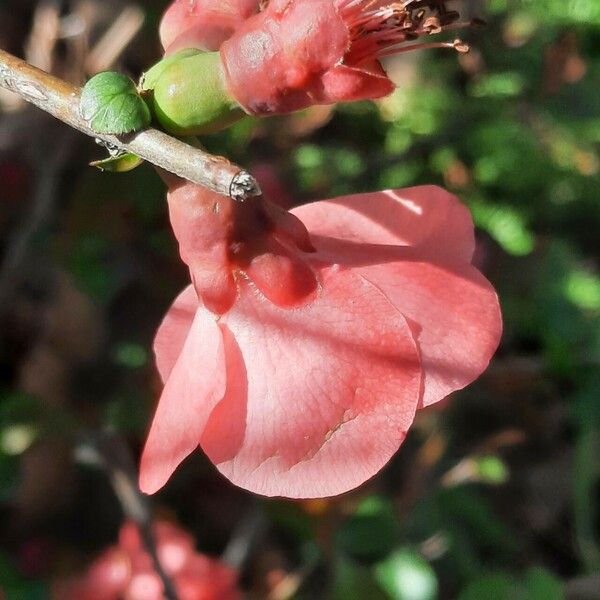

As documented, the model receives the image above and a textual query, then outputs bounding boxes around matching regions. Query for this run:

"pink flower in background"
[139,182,502,498]
[54,521,240,600]
[220,0,471,115]
[160,0,260,53]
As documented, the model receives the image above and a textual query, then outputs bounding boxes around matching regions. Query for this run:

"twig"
[85,5,145,74]
[0,128,74,312]
[25,0,61,74]
[0,48,261,200]
[565,575,600,600]
[76,431,180,600]
[222,504,268,570]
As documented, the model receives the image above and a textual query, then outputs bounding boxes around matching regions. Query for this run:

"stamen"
[335,0,479,66]
[377,38,469,59]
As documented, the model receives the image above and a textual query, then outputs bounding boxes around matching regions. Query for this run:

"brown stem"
[0,48,261,201]
[0,127,75,312]
[77,431,180,600]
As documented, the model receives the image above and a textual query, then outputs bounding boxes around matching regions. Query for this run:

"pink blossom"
[220,0,471,115]
[139,182,502,498]
[160,0,261,53]
[53,521,240,600]
[157,1,474,119]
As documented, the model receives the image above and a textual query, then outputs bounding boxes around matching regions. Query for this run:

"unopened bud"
[142,50,245,136]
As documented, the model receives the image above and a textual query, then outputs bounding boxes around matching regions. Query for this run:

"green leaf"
[476,456,509,485]
[80,72,151,135]
[522,568,564,600]
[0,552,48,599]
[337,496,400,562]
[0,391,42,424]
[104,392,149,436]
[112,342,148,369]
[334,556,388,600]
[458,569,564,600]
[90,152,144,173]
[459,573,517,600]
[0,453,19,503]
[574,425,600,572]
[267,501,314,542]
[374,549,438,600]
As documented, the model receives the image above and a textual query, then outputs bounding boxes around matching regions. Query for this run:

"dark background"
[0,1,599,598]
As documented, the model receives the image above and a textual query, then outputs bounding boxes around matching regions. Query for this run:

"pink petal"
[292,186,501,408]
[292,186,476,264]
[125,572,164,600]
[140,308,226,494]
[84,548,131,597]
[220,0,349,114]
[200,268,422,498]
[178,556,241,600]
[359,261,501,408]
[244,238,318,307]
[154,286,197,383]
[160,0,260,52]
[321,62,394,103]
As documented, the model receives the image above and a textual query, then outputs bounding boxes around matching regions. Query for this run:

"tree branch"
[0,128,75,312]
[0,48,261,201]
[76,431,180,600]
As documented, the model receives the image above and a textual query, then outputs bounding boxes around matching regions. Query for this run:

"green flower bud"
[143,50,245,136]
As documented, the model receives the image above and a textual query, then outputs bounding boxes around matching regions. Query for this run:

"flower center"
[335,0,480,66]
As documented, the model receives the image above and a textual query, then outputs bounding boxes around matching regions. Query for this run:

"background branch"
[0,48,261,200]
[76,431,180,600]
[0,128,75,312]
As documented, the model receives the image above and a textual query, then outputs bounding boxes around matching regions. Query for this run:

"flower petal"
[154,285,197,383]
[244,238,318,307]
[292,186,476,263]
[160,0,260,52]
[220,0,349,114]
[292,186,501,408]
[321,62,394,103]
[200,268,422,498]
[140,308,226,494]
[358,261,502,408]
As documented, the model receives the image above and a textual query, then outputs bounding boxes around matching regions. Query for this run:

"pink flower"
[148,1,476,136]
[220,0,471,115]
[160,0,261,53]
[139,182,502,498]
[53,521,240,600]
[148,0,471,135]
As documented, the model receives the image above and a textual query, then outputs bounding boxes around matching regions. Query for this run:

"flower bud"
[220,0,474,117]
[145,1,477,136]
[144,50,244,136]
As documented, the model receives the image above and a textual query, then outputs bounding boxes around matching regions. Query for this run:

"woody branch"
[0,48,261,201]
